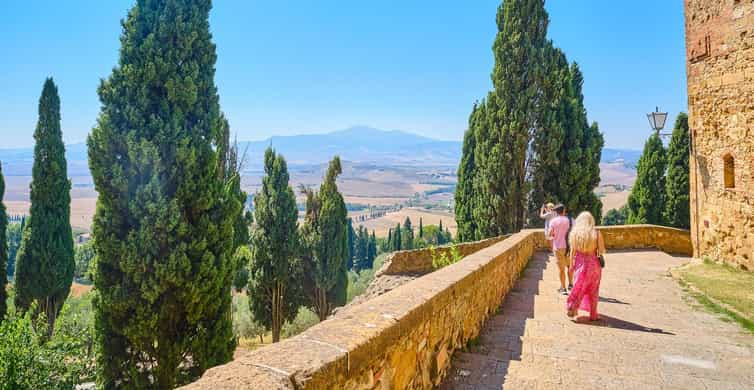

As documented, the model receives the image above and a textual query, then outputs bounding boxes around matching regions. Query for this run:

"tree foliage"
[455,1,603,240]
[0,164,6,321]
[73,240,96,281]
[603,205,629,226]
[87,1,243,386]
[299,157,349,320]
[247,148,301,343]
[14,79,74,337]
[628,134,667,225]
[6,220,23,279]
[664,113,690,229]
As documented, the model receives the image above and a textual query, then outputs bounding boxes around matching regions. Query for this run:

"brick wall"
[686,0,754,269]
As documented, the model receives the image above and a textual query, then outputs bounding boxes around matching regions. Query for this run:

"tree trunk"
[315,287,329,321]
[272,282,284,343]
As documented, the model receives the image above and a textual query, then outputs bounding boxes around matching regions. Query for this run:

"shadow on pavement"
[574,314,675,335]
[599,296,631,305]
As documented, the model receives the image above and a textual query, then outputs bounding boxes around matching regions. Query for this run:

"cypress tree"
[368,231,377,268]
[628,134,667,225]
[664,113,690,229]
[14,78,74,336]
[393,223,402,251]
[248,149,301,343]
[455,104,480,241]
[402,217,414,250]
[346,218,355,270]
[0,163,7,321]
[489,0,549,231]
[87,2,243,386]
[582,121,605,223]
[419,218,424,239]
[300,157,348,320]
[527,46,568,226]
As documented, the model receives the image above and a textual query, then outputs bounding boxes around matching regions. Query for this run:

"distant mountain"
[240,126,462,168]
[0,126,641,175]
[601,148,642,168]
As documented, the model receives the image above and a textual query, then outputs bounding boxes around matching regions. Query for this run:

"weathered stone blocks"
[686,0,754,270]
[182,225,691,389]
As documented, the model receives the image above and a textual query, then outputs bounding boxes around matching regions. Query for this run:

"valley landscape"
[1,126,637,236]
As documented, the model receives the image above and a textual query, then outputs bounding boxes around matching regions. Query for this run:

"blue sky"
[0,1,686,150]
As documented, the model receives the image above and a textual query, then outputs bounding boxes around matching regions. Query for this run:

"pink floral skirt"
[567,252,602,320]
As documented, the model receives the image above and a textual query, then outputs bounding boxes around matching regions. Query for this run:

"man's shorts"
[554,249,569,268]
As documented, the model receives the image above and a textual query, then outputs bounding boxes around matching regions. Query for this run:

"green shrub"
[346,269,375,303]
[231,295,266,343]
[431,244,463,269]
[281,307,319,339]
[0,306,81,389]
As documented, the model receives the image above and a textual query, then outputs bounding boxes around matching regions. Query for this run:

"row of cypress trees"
[348,223,377,272]
[627,113,691,228]
[0,2,356,386]
[455,0,604,241]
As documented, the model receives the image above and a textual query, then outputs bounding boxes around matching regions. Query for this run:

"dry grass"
[599,191,630,215]
[6,198,96,231]
[69,282,94,298]
[357,207,456,238]
[599,162,637,187]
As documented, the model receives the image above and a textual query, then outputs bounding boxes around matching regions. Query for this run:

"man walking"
[549,204,573,295]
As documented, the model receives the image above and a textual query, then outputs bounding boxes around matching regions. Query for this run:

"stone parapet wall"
[182,225,690,389]
[598,225,694,256]
[376,234,511,276]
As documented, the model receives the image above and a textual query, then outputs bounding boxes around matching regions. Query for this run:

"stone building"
[685,0,754,269]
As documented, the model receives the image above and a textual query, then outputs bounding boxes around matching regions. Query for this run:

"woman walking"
[566,212,605,321]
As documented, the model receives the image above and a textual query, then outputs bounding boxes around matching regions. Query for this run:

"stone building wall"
[181,225,691,390]
[685,0,754,270]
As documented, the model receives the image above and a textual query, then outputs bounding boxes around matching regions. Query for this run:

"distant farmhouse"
[686,0,754,269]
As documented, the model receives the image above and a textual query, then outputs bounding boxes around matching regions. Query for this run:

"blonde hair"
[546,202,555,209]
[569,212,597,253]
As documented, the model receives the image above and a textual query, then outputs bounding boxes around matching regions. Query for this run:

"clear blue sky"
[0,1,686,150]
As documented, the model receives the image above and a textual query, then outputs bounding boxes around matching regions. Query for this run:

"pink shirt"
[549,215,570,250]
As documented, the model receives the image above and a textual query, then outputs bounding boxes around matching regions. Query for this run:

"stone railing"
[182,225,690,389]
[598,224,693,256]
[376,234,511,276]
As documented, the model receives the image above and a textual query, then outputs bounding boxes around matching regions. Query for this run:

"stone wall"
[685,0,754,270]
[598,225,694,256]
[376,234,510,276]
[181,225,690,390]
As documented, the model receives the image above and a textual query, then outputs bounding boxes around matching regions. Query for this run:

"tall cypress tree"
[628,134,667,225]
[248,148,301,343]
[346,218,355,270]
[490,0,549,231]
[402,217,414,250]
[455,104,480,241]
[0,163,7,321]
[393,223,402,251]
[368,231,377,268]
[418,218,424,239]
[87,2,243,386]
[528,46,569,225]
[14,78,74,336]
[300,157,348,320]
[664,113,690,229]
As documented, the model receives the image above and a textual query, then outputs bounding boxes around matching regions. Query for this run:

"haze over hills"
[0,126,641,176]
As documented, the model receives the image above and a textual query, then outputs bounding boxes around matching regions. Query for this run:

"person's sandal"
[567,309,577,318]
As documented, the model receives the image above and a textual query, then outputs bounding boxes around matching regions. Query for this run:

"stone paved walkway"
[440,250,754,389]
